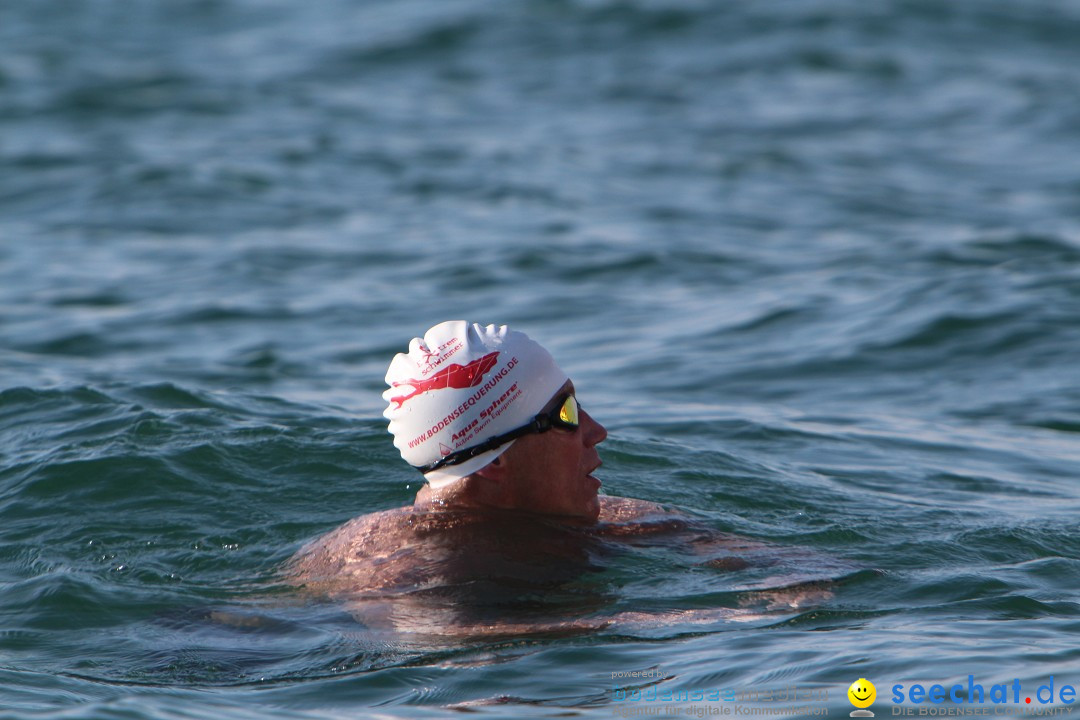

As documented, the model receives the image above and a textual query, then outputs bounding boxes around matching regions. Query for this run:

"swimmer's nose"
[581,409,607,447]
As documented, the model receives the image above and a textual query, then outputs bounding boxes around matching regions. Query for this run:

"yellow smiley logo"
[848,678,876,709]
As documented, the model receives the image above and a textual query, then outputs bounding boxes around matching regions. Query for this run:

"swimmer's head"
[383,321,568,489]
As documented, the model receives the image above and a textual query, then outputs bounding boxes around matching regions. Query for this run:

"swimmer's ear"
[472,454,510,482]
[469,455,519,508]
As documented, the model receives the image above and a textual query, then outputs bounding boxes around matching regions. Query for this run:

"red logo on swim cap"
[390,351,501,408]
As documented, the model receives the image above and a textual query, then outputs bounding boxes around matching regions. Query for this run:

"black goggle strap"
[417,396,579,475]
[417,417,543,474]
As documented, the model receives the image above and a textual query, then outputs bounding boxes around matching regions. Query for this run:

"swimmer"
[287,321,838,636]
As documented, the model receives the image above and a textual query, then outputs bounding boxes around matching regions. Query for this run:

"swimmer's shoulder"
[597,495,684,523]
[287,506,419,583]
[592,495,703,539]
[300,506,412,549]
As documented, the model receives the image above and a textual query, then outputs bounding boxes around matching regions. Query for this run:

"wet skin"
[286,383,841,636]
[286,496,804,636]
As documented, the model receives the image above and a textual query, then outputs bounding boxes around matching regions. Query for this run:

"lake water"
[2,0,1080,718]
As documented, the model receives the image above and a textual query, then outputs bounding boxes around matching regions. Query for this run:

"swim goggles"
[418,394,580,474]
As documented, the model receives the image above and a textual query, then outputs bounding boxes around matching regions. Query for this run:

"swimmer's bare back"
[285,496,837,637]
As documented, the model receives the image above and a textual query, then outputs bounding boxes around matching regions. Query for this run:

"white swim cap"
[383,321,569,489]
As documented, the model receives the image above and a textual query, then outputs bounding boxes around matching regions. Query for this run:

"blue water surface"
[2,0,1080,718]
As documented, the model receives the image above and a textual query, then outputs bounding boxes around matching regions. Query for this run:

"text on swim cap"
[407,357,519,449]
[390,351,501,408]
[451,419,479,441]
[420,336,463,373]
[445,382,523,452]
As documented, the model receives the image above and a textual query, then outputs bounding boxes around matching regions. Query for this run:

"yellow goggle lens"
[558,395,580,427]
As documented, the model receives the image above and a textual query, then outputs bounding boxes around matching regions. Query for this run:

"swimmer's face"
[500,380,606,521]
